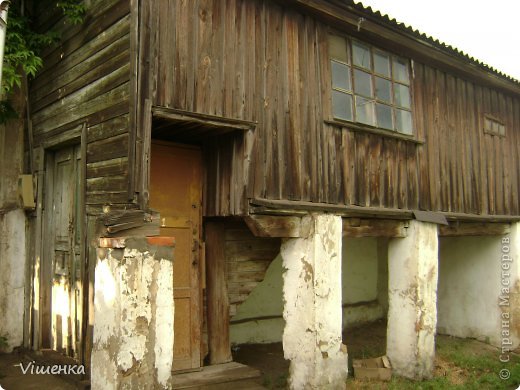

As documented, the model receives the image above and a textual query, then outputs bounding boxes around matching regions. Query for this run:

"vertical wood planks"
[146,0,519,217]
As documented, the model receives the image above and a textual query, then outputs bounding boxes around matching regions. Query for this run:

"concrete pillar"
[91,237,174,390]
[387,220,438,380]
[281,214,348,390]
[506,222,520,350]
[0,209,26,352]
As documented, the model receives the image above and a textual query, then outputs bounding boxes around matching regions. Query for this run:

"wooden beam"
[244,215,305,238]
[250,198,414,219]
[343,218,408,238]
[439,222,510,237]
[441,212,520,223]
[205,222,232,365]
[250,199,520,223]
[152,107,257,131]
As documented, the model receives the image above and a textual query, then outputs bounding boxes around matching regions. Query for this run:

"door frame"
[35,123,87,360]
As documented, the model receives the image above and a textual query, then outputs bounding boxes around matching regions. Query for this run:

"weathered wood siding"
[31,0,132,209]
[144,0,519,217]
[216,221,280,317]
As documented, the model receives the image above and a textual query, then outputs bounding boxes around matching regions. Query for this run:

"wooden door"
[42,145,83,357]
[149,141,202,372]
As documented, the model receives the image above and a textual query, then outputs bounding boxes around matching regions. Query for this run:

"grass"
[347,335,520,389]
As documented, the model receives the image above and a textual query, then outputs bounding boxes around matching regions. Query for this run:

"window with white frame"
[329,33,414,135]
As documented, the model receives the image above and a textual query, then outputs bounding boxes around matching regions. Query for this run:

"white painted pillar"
[387,220,438,380]
[505,222,520,350]
[281,214,348,390]
[0,209,26,352]
[91,237,174,390]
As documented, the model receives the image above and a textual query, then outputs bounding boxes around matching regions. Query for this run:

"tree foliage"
[0,0,86,123]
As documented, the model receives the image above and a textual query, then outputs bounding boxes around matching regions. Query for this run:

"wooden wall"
[224,222,280,317]
[31,0,132,212]
[144,0,520,217]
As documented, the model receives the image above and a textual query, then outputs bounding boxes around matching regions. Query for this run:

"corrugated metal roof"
[351,1,520,85]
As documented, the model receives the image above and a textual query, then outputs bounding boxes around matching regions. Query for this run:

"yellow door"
[150,141,202,372]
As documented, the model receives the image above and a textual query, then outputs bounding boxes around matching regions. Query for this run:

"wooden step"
[172,362,264,389]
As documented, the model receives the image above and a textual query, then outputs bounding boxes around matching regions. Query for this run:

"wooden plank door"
[149,141,202,372]
[42,145,83,358]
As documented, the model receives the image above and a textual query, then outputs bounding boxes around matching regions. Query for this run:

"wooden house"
[1,0,519,388]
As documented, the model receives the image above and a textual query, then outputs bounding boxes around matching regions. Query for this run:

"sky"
[356,0,520,81]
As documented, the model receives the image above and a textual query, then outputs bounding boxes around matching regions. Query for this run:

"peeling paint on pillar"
[507,222,520,348]
[91,237,174,390]
[387,220,438,380]
[281,214,348,389]
[0,209,26,352]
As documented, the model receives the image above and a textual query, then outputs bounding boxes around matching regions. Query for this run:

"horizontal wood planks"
[224,222,280,317]
[30,0,132,209]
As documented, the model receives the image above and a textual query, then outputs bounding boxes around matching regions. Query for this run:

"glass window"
[332,90,353,121]
[329,33,413,135]
[394,84,411,108]
[393,57,409,84]
[376,103,393,130]
[329,34,349,63]
[375,77,391,103]
[374,50,390,77]
[332,61,351,91]
[352,41,371,69]
[354,69,373,98]
[395,109,412,134]
[356,96,375,126]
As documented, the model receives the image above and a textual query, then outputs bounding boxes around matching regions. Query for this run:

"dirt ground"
[0,351,76,390]
[233,319,520,389]
[232,318,389,389]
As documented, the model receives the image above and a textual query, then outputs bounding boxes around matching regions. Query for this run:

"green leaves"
[57,1,86,25]
[0,1,86,123]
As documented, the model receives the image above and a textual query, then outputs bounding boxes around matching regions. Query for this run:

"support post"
[0,209,26,352]
[281,214,348,389]
[205,221,232,364]
[506,222,520,349]
[91,237,174,389]
[387,220,438,379]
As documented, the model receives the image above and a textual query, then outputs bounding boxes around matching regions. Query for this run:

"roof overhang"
[280,0,520,97]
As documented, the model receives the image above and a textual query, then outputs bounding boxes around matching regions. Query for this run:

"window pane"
[376,103,393,130]
[499,124,506,136]
[354,69,373,98]
[393,57,409,84]
[352,40,371,69]
[355,96,375,126]
[331,61,351,91]
[329,34,348,63]
[332,90,353,121]
[374,50,390,76]
[395,109,412,134]
[375,77,391,103]
[394,84,411,108]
